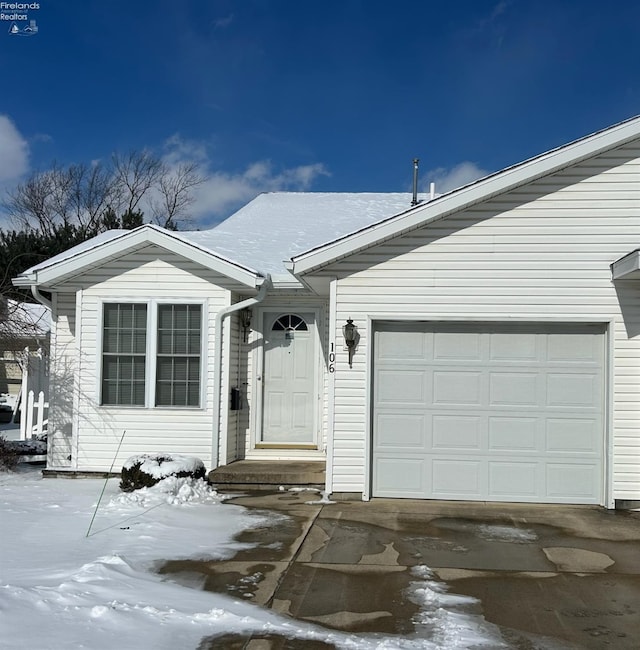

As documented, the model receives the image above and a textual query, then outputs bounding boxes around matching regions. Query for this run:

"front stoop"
[208,460,326,491]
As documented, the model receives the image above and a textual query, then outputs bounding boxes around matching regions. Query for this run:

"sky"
[2,0,640,227]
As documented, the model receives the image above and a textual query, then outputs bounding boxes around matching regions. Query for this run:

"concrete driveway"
[160,491,640,649]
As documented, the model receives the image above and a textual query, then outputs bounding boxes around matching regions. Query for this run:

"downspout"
[212,275,271,469]
[31,284,52,310]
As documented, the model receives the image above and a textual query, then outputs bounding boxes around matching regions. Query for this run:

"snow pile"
[280,486,337,504]
[122,453,205,478]
[3,435,47,456]
[408,566,507,648]
[109,476,224,508]
[475,524,538,543]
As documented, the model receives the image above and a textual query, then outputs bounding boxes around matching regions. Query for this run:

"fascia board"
[611,249,640,280]
[292,116,640,274]
[14,226,262,289]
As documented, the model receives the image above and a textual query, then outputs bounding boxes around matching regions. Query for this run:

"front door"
[261,312,317,445]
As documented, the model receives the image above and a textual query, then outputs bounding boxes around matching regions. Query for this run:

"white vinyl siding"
[322,139,640,503]
[47,292,76,468]
[51,245,232,471]
[224,303,242,464]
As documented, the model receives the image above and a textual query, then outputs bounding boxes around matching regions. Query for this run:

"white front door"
[261,312,317,445]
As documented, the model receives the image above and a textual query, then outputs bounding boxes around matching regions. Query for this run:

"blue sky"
[2,0,640,227]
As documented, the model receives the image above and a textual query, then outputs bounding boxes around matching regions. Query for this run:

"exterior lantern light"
[240,308,252,343]
[342,317,358,368]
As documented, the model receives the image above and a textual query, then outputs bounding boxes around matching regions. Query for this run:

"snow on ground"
[0,467,506,649]
[475,524,538,544]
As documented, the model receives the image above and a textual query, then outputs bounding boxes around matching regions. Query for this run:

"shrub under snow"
[119,453,206,492]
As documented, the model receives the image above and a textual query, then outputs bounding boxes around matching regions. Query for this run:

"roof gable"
[13,224,264,290]
[291,114,640,275]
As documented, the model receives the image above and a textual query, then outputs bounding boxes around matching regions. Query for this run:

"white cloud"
[426,161,489,194]
[0,115,29,184]
[213,13,234,29]
[160,135,330,225]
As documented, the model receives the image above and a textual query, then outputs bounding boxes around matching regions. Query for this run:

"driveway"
[160,492,640,649]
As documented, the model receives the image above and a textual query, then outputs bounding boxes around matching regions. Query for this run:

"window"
[272,314,308,340]
[102,304,147,406]
[271,314,308,331]
[155,304,201,406]
[101,302,202,408]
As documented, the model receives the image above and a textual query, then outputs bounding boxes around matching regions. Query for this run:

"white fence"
[13,347,49,440]
[20,389,48,440]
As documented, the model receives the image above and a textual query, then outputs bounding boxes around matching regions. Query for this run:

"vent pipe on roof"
[411,158,420,206]
[430,182,436,200]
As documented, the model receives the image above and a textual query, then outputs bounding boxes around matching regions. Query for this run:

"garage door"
[372,322,605,504]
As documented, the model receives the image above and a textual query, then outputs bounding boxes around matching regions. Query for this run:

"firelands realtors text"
[0,2,39,21]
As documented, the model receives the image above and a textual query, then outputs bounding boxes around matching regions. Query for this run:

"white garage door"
[372,322,605,504]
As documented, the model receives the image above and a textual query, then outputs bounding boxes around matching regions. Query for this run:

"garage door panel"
[373,322,605,504]
[433,331,481,360]
[490,332,538,361]
[547,373,600,407]
[376,414,426,449]
[488,416,538,451]
[432,415,482,450]
[546,418,601,453]
[548,333,602,363]
[377,369,426,404]
[376,329,427,361]
[489,372,539,406]
[432,459,483,496]
[489,461,539,497]
[374,457,425,497]
[546,464,600,499]
[433,371,483,405]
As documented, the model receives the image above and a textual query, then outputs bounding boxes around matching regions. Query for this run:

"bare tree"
[0,297,49,353]
[111,150,163,216]
[151,161,204,229]
[3,150,205,236]
[5,161,118,237]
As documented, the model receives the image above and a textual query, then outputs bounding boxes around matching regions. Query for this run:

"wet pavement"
[158,491,640,649]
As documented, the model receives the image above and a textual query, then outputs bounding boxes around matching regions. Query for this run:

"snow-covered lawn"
[0,467,504,649]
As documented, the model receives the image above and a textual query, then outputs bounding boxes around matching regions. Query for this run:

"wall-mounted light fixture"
[240,308,252,343]
[342,317,358,368]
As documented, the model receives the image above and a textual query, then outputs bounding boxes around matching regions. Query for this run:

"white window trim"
[97,297,207,410]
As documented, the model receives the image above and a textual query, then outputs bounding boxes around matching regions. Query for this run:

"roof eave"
[12,225,263,290]
[291,115,640,276]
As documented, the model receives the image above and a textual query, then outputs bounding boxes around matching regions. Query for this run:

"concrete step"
[208,460,325,490]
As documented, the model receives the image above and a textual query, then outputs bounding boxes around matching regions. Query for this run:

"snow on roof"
[15,193,429,286]
[22,229,129,274]
[179,192,425,280]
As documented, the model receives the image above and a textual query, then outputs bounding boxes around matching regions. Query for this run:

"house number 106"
[328,342,336,373]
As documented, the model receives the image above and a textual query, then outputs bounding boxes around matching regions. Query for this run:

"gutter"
[211,275,271,469]
[30,285,52,310]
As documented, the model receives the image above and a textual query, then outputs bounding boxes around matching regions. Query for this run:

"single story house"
[14,115,640,507]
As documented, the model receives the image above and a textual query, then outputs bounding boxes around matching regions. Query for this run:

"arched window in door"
[272,314,308,339]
